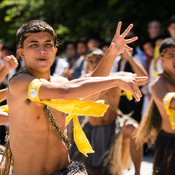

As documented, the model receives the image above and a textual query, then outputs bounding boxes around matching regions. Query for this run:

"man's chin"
[34,65,51,73]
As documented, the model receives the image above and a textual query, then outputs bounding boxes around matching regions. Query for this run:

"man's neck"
[165,70,175,81]
[160,71,175,86]
[25,68,51,81]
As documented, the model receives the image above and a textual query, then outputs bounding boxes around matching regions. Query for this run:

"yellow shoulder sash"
[163,92,175,129]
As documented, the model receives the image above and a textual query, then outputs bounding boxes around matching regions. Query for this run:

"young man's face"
[168,23,175,38]
[17,32,57,72]
[161,47,175,74]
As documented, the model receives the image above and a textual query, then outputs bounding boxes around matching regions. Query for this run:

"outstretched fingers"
[131,76,148,101]
[125,36,138,44]
[135,76,148,83]
[121,24,133,38]
[116,21,122,36]
[125,45,133,51]
[132,84,142,102]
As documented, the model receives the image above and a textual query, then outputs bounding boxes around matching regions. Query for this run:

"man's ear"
[55,47,58,54]
[17,49,25,60]
[160,56,163,61]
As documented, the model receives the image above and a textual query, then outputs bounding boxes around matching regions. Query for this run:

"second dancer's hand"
[109,22,138,56]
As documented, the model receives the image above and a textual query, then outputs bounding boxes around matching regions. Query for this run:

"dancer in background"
[136,38,175,175]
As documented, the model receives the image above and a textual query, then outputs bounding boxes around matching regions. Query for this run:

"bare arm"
[87,22,138,100]
[41,76,146,101]
[91,22,138,77]
[0,112,9,125]
[120,50,149,86]
[0,88,7,102]
[0,66,9,83]
[122,50,148,77]
[0,55,18,83]
[9,74,147,103]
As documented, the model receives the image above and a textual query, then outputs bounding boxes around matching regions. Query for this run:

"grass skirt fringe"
[153,130,175,175]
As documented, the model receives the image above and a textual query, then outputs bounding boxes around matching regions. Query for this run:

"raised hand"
[4,55,18,72]
[110,22,138,56]
[118,75,148,101]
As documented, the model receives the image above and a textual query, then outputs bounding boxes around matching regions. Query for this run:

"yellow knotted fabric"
[28,78,108,156]
[163,92,175,130]
[121,91,133,101]
[0,105,9,113]
[66,114,95,156]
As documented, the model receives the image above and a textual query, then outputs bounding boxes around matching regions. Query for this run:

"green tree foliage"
[0,0,174,47]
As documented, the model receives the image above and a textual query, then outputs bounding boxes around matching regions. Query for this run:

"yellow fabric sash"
[0,78,108,156]
[163,92,175,130]
[120,73,134,101]
[121,91,133,101]
[28,78,108,156]
[0,105,9,113]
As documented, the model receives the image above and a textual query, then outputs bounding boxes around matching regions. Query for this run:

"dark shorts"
[51,161,87,175]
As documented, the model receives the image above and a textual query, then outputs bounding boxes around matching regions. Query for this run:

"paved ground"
[123,153,153,175]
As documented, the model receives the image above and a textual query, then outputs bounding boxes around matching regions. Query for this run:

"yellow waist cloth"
[163,92,175,130]
[28,78,108,156]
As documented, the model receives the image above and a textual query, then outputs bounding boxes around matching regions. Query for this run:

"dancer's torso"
[153,75,175,134]
[8,76,70,175]
[89,87,121,126]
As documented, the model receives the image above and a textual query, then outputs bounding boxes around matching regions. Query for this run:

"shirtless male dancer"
[136,38,175,175]
[71,48,147,175]
[3,20,147,175]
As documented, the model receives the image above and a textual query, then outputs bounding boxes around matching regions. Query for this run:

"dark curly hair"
[159,37,175,56]
[16,20,58,48]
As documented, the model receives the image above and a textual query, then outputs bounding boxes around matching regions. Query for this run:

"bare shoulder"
[51,76,68,84]
[151,76,169,103]
[8,73,34,99]
[152,76,167,92]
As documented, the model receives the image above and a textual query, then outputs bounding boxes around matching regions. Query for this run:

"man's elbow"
[57,85,77,100]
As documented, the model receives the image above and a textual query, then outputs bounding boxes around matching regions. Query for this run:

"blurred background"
[0,0,175,50]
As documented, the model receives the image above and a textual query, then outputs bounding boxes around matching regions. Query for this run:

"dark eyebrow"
[45,40,53,43]
[29,40,53,43]
[29,40,38,43]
